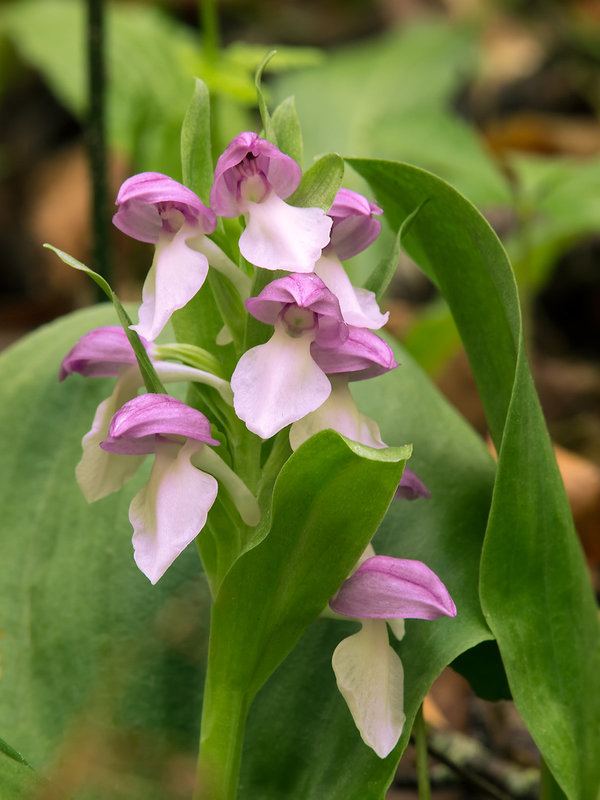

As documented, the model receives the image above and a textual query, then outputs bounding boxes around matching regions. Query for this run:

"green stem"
[195,643,249,800]
[414,704,432,800]
[86,0,110,293]
[199,0,219,70]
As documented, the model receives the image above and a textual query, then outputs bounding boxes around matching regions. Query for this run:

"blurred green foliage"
[2,0,599,374]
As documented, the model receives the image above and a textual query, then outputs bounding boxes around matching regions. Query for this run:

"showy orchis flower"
[60,326,233,502]
[289,332,429,500]
[315,188,388,329]
[100,394,220,584]
[113,173,217,341]
[329,546,456,758]
[210,132,332,272]
[231,273,344,438]
[231,273,394,440]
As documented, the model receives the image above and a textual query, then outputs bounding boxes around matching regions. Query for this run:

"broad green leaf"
[44,245,166,395]
[0,749,39,798]
[287,153,344,211]
[181,78,214,204]
[200,434,410,793]
[0,306,209,797]
[271,96,303,165]
[239,338,496,798]
[210,433,410,699]
[348,158,600,799]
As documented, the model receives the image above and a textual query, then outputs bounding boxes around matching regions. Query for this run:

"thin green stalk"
[414,704,432,800]
[195,638,249,800]
[199,0,219,70]
[86,0,110,293]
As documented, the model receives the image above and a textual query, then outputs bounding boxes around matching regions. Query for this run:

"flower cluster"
[60,131,455,758]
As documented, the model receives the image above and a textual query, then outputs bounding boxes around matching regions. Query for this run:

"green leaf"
[348,157,600,799]
[199,433,410,792]
[287,153,344,211]
[44,245,166,395]
[0,306,209,794]
[255,50,278,145]
[272,22,511,208]
[240,338,496,798]
[0,748,38,799]
[271,96,303,165]
[181,78,213,204]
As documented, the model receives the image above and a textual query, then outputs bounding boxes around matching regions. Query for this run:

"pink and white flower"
[210,132,332,272]
[329,546,456,757]
[100,394,220,584]
[113,173,217,341]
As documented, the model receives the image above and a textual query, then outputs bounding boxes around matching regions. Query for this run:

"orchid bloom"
[315,188,388,329]
[60,326,233,502]
[232,273,385,439]
[329,545,456,758]
[289,329,429,500]
[100,394,219,584]
[210,132,332,272]
[113,173,217,341]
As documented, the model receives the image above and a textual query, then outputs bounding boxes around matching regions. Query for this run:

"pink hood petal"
[102,394,219,455]
[113,172,216,243]
[325,187,382,260]
[210,132,302,217]
[330,555,457,620]
[59,326,152,380]
[245,273,343,325]
[311,326,397,380]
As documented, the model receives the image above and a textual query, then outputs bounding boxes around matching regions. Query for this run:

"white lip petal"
[240,194,332,273]
[332,619,405,758]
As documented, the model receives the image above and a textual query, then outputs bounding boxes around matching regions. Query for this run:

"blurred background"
[0,0,599,796]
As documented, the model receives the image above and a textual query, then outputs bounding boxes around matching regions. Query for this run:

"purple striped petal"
[113,172,216,243]
[311,326,397,380]
[101,394,219,455]
[59,326,152,380]
[210,132,301,217]
[325,188,382,260]
[330,556,457,620]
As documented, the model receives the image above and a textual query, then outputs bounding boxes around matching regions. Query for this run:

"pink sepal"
[102,393,219,455]
[210,132,301,217]
[325,188,382,260]
[311,326,397,381]
[330,555,457,620]
[113,172,216,243]
[59,326,152,380]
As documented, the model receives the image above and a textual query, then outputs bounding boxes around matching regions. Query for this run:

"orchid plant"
[0,67,598,800]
